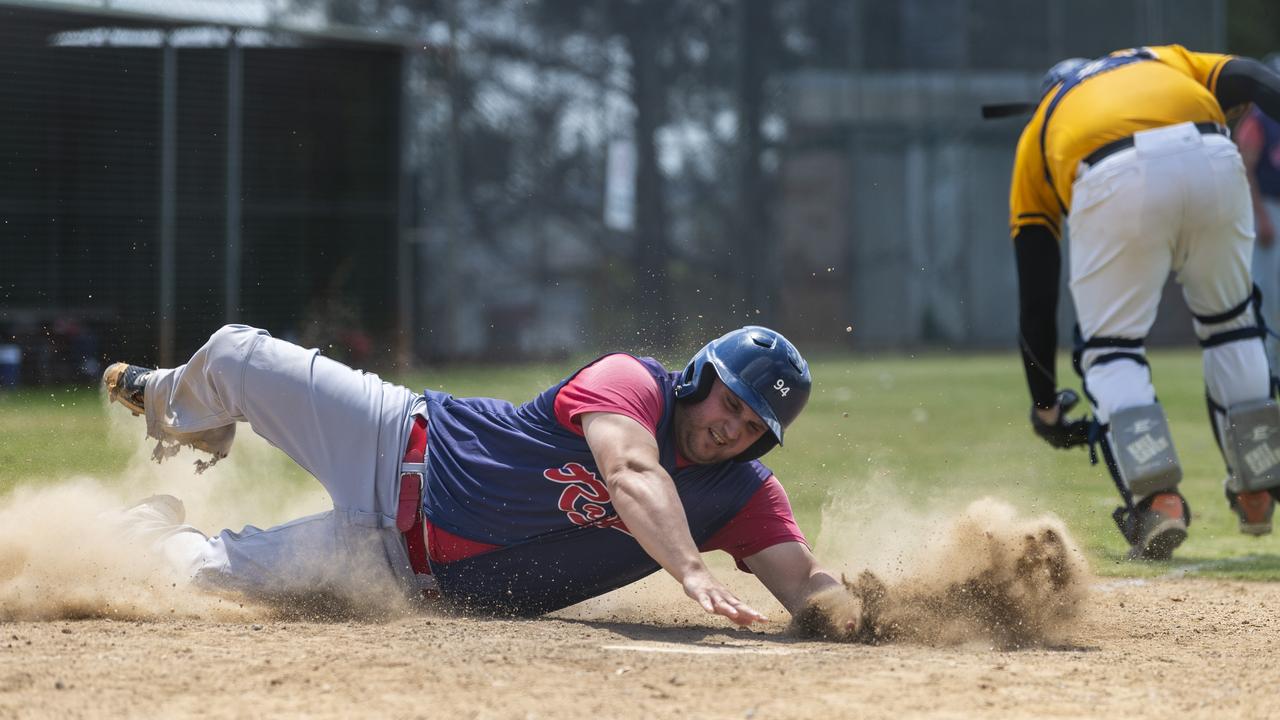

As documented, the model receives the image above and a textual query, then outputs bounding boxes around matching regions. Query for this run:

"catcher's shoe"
[1126,492,1189,561]
[103,362,152,416]
[1227,486,1274,536]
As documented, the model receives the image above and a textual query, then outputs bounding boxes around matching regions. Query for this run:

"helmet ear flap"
[732,434,777,463]
[677,362,717,405]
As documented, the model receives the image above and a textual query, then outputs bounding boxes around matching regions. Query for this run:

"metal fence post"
[159,36,177,366]
[225,32,243,325]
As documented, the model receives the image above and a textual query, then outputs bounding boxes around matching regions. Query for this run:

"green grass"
[4,349,1279,580]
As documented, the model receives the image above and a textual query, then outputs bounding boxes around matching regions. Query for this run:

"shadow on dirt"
[545,617,811,645]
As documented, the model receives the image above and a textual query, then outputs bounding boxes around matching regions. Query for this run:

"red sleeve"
[1237,110,1264,156]
[699,476,808,572]
[553,354,664,437]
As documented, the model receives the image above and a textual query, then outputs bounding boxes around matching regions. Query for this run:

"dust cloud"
[0,399,334,621]
[4,401,1089,638]
[807,475,1091,648]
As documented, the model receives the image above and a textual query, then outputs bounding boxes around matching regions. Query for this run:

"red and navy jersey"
[1238,106,1280,198]
[420,355,780,614]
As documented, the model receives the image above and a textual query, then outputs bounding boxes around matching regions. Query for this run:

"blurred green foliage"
[1230,0,1280,57]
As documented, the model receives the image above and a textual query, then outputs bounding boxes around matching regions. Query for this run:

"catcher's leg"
[1178,133,1280,535]
[140,325,418,525]
[1067,133,1187,559]
[1076,347,1187,559]
[1193,294,1277,534]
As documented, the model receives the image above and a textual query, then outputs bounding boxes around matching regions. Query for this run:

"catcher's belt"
[1081,121,1227,169]
[398,415,438,597]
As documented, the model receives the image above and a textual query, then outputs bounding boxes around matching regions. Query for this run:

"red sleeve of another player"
[700,476,808,572]
[553,354,664,436]
[1237,111,1264,156]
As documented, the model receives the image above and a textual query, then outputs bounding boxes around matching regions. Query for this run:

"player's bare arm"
[742,541,840,615]
[581,411,767,626]
[1241,147,1274,247]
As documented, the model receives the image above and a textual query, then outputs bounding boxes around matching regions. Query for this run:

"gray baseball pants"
[140,324,424,602]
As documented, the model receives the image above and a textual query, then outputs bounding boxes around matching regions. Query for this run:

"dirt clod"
[794,499,1089,648]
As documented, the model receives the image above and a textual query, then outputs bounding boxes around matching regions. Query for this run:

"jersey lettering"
[543,462,630,534]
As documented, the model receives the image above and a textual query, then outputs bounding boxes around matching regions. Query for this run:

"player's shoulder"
[585,352,661,376]
[1145,43,1201,59]
[1148,44,1233,70]
[1011,104,1048,167]
[571,353,665,395]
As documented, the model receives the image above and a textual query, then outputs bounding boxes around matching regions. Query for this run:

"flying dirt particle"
[800,498,1090,649]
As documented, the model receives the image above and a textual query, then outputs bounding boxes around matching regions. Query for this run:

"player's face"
[674,376,769,464]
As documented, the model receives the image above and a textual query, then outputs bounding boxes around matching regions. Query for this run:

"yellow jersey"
[1009,45,1233,240]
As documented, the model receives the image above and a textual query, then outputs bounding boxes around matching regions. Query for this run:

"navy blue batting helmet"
[1040,57,1090,97]
[674,326,812,462]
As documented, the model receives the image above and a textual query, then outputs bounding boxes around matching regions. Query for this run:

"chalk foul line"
[600,642,803,656]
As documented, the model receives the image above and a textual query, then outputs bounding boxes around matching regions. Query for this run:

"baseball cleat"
[1127,492,1188,561]
[122,494,187,525]
[100,494,187,540]
[106,495,210,572]
[103,362,152,415]
[1227,488,1274,536]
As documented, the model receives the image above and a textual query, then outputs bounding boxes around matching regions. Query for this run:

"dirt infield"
[1,425,1276,719]
[0,574,1275,719]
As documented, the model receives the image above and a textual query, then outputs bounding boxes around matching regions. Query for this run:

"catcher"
[1003,46,1280,560]
[106,324,859,634]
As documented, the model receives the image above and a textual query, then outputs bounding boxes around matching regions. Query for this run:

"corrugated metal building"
[778,0,1229,349]
[0,0,1244,379]
[0,0,423,380]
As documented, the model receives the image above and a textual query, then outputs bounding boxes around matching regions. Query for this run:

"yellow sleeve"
[1008,114,1062,240]
[1150,44,1234,95]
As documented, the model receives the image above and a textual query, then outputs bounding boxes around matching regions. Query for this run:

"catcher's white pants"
[136,324,423,601]
[1069,122,1271,428]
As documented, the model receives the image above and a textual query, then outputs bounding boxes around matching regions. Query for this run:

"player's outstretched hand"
[681,569,767,627]
[1030,389,1091,449]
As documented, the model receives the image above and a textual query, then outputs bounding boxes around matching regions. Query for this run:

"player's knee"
[203,324,268,376]
[1203,337,1272,407]
[1084,359,1155,424]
